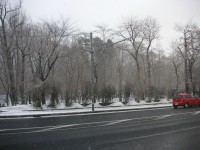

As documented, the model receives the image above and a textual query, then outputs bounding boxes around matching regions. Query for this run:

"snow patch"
[126,100,139,106]
[56,102,66,109]
[139,100,146,104]
[71,103,83,109]
[0,103,171,117]
[111,98,120,103]
[159,99,171,103]
[0,104,36,112]
[109,102,124,107]
[41,104,49,110]
[86,103,102,108]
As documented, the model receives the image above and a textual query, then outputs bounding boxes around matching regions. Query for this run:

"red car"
[172,93,200,109]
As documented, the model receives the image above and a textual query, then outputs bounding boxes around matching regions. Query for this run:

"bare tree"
[29,19,74,106]
[171,44,183,92]
[115,44,125,102]
[0,51,9,105]
[12,12,33,104]
[175,23,200,94]
[94,24,113,43]
[0,0,22,105]
[142,17,160,101]
[117,17,145,101]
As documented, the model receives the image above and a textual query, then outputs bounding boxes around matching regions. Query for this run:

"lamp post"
[90,33,95,111]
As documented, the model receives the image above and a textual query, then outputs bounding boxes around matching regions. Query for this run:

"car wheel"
[184,103,189,108]
[173,105,178,109]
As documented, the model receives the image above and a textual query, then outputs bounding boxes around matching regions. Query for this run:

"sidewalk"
[0,101,172,118]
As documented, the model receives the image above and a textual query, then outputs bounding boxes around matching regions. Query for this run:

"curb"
[0,105,172,118]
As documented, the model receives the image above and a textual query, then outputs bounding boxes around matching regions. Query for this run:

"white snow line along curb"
[0,105,172,119]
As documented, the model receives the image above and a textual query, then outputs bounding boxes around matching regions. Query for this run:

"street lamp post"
[90,33,95,111]
[88,33,128,111]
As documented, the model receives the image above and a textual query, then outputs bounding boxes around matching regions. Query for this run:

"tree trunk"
[173,64,179,92]
[189,62,196,95]
[20,55,26,104]
[184,32,190,94]
[15,48,20,104]
[6,91,9,106]
[118,66,123,102]
[7,56,17,106]
[185,59,189,93]
[119,71,122,102]
[135,60,144,101]
[147,51,152,102]
[2,22,17,106]
[41,86,46,105]
[28,92,31,104]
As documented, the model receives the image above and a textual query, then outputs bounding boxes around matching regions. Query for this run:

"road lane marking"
[1,110,200,135]
[33,124,81,132]
[100,119,133,127]
[0,117,155,132]
[0,125,63,132]
[97,125,200,149]
[193,111,200,115]
[41,107,171,118]
[0,116,156,133]
[0,121,112,132]
[0,119,135,134]
[155,115,172,120]
[132,125,200,140]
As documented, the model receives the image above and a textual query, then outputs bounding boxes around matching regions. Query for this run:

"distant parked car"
[172,93,200,109]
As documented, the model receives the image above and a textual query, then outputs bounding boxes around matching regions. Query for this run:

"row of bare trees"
[172,23,200,95]
[0,0,74,106]
[116,17,160,102]
[0,0,200,107]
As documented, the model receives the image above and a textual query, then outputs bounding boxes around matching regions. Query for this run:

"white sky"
[14,0,200,52]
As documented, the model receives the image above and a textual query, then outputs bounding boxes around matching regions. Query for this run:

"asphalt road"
[1,106,200,150]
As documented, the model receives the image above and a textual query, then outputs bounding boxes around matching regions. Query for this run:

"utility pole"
[88,33,128,111]
[90,33,95,111]
[184,31,189,94]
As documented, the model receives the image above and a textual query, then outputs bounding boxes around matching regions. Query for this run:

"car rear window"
[174,95,183,99]
[185,95,192,98]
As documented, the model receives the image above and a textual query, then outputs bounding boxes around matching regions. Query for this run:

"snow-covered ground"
[0,99,172,117]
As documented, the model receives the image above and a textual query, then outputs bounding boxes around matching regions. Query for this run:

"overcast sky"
[16,0,200,52]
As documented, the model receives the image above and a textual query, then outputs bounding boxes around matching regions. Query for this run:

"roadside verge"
[0,103,172,118]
